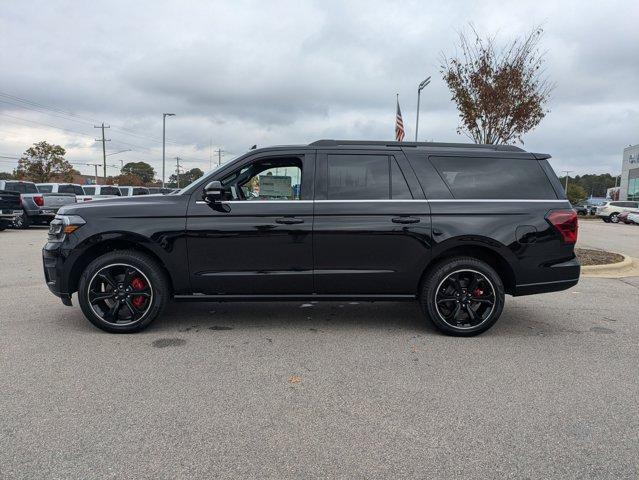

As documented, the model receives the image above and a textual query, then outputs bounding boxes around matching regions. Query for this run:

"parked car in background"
[573,202,588,216]
[147,187,174,195]
[617,210,639,224]
[0,189,22,230]
[595,201,639,223]
[0,180,76,228]
[82,185,122,198]
[118,186,150,196]
[43,139,579,336]
[627,212,639,225]
[37,183,95,203]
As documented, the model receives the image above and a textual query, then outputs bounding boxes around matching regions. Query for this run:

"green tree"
[0,171,14,180]
[14,141,74,182]
[558,174,617,198]
[167,167,204,188]
[121,162,155,184]
[440,26,552,144]
[566,183,587,204]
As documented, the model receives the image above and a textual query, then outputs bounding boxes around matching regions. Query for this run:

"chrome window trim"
[195,199,568,205]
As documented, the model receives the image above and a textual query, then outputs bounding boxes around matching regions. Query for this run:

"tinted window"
[327,154,389,200]
[83,187,95,195]
[58,184,76,194]
[5,182,37,194]
[391,158,412,199]
[101,186,121,196]
[133,188,149,195]
[74,185,84,195]
[119,187,128,195]
[37,184,53,193]
[430,157,557,200]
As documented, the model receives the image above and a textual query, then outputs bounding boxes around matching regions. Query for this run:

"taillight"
[546,209,578,244]
[33,195,44,206]
[83,198,92,201]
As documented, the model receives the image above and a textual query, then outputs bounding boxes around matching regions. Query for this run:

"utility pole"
[94,123,110,179]
[216,148,225,166]
[561,170,573,192]
[175,157,181,188]
[162,113,175,188]
[415,76,431,141]
[209,137,213,170]
[87,163,101,185]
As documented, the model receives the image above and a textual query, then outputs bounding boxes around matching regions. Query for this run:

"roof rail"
[308,139,525,152]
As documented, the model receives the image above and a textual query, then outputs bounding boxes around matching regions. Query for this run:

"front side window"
[221,157,302,201]
[133,188,149,196]
[83,187,95,195]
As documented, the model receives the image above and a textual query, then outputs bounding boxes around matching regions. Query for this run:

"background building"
[619,144,639,201]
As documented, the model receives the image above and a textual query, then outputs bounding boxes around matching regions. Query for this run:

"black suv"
[43,140,579,336]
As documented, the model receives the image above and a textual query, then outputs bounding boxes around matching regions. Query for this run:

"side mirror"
[202,181,223,204]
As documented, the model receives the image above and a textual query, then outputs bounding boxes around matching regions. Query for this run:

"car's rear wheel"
[13,210,30,229]
[610,213,619,223]
[78,250,169,333]
[420,257,505,336]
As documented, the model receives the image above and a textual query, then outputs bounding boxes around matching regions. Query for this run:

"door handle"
[391,216,420,224]
[275,217,304,225]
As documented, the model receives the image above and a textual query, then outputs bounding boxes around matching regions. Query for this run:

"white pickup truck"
[36,182,119,204]
[0,180,77,228]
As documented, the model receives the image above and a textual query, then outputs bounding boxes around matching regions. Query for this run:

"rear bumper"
[513,257,580,296]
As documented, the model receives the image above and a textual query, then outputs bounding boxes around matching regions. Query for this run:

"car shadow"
[148,300,434,334]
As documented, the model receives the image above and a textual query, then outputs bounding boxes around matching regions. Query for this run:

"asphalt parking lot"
[1,225,638,479]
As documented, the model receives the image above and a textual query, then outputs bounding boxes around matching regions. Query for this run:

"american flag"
[395,97,405,142]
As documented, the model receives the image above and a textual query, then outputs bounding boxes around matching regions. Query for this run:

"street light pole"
[562,170,573,192]
[415,76,431,142]
[162,113,175,188]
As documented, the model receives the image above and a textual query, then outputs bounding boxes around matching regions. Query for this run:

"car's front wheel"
[420,257,505,336]
[78,250,170,333]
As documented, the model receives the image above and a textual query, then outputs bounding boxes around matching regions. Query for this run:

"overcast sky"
[1,0,638,180]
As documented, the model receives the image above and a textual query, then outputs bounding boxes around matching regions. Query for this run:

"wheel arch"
[68,235,175,295]
[419,241,516,295]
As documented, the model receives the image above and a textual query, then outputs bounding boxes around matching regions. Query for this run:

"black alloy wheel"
[87,264,153,325]
[420,257,505,336]
[434,270,496,329]
[13,210,30,229]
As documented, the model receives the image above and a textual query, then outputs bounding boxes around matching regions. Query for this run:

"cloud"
[0,0,638,178]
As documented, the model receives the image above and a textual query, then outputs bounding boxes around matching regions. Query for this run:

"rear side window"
[83,187,95,195]
[58,184,76,194]
[133,188,149,195]
[37,185,53,193]
[430,157,557,200]
[326,154,412,200]
[6,182,38,194]
[101,186,121,196]
[74,186,84,195]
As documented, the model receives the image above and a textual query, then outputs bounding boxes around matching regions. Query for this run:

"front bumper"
[42,242,73,305]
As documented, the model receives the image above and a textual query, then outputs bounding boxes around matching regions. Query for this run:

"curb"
[581,254,633,272]
[581,254,639,278]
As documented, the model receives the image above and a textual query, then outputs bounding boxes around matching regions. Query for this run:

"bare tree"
[441,25,553,145]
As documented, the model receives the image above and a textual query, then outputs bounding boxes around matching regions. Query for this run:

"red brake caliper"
[130,277,146,308]
[473,288,483,297]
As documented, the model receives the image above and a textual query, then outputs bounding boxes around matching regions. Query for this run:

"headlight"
[48,214,86,242]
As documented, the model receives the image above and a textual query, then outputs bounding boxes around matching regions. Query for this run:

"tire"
[78,250,170,333]
[13,210,30,229]
[610,213,619,224]
[419,257,505,336]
